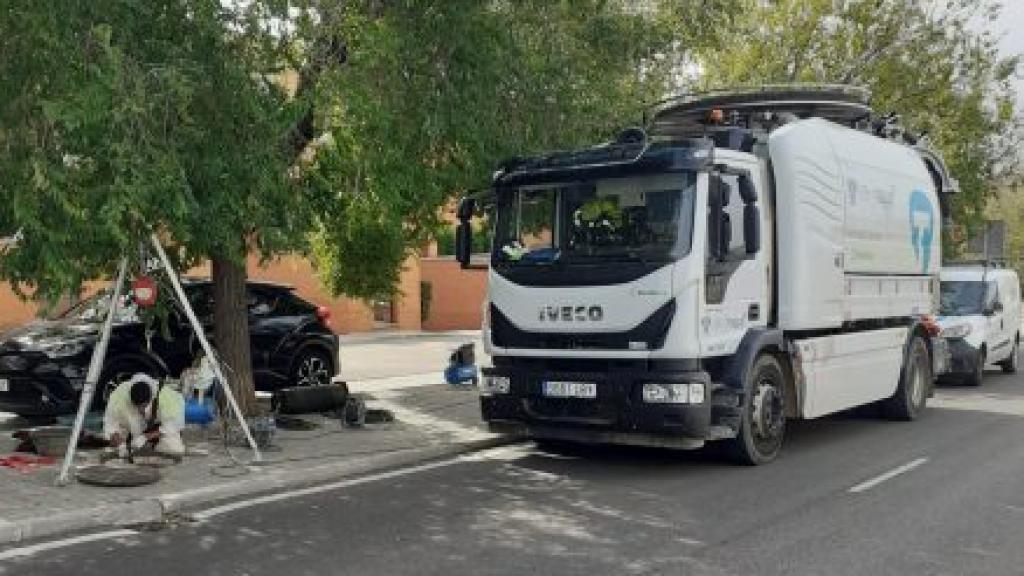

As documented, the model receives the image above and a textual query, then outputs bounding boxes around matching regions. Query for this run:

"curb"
[0,499,163,546]
[0,435,517,546]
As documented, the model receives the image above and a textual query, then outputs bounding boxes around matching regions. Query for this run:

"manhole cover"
[76,464,161,487]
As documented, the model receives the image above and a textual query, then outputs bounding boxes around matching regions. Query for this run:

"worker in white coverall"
[103,374,186,457]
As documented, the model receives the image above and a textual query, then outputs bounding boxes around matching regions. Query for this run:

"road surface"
[2,370,1024,576]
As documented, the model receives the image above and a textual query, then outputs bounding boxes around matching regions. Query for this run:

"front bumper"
[480,361,711,449]
[0,354,87,416]
[944,338,981,375]
[0,376,80,416]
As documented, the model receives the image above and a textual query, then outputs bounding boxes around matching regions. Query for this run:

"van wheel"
[882,336,930,420]
[723,354,787,465]
[966,349,985,387]
[1000,338,1018,374]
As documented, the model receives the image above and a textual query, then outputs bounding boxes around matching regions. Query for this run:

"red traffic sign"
[132,276,158,307]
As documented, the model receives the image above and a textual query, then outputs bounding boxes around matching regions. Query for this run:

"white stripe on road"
[0,529,137,562]
[848,458,929,494]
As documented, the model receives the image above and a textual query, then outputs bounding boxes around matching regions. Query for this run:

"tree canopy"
[0,1,310,300]
[695,0,1021,242]
[0,0,738,299]
[302,0,738,296]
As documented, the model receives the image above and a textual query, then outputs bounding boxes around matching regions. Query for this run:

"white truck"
[456,86,957,464]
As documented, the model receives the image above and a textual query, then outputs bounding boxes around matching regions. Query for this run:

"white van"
[937,264,1021,385]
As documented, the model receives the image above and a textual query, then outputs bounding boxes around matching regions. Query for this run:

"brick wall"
[420,257,486,331]
[0,288,40,331]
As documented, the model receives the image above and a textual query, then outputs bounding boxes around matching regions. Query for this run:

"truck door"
[700,164,769,357]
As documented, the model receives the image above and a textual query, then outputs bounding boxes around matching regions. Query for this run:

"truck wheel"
[882,336,930,420]
[723,354,787,466]
[965,349,985,387]
[1000,338,1018,374]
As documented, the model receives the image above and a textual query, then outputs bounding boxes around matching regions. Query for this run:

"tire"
[91,359,163,411]
[1000,338,1019,374]
[723,354,787,466]
[291,348,334,387]
[881,336,930,420]
[965,348,985,387]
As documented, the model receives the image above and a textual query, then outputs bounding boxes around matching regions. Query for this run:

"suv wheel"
[292,349,334,387]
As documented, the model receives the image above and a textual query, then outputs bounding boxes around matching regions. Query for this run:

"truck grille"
[490,300,676,351]
[524,398,618,425]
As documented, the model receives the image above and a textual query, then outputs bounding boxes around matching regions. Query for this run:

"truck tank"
[770,118,940,330]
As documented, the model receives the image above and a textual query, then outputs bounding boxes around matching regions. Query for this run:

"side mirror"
[455,221,473,268]
[708,174,726,261]
[738,173,757,204]
[744,204,760,255]
[457,197,476,221]
[993,301,1004,314]
[455,197,477,268]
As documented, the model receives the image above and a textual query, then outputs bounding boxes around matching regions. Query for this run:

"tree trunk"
[212,255,257,416]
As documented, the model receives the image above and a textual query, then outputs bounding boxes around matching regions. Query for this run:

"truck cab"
[938,264,1021,385]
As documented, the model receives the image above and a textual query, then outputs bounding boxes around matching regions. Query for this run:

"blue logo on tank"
[908,189,935,274]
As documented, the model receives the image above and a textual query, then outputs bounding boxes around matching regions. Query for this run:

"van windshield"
[940,281,991,316]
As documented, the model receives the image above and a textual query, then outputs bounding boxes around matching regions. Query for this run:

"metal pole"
[56,258,129,486]
[149,234,262,461]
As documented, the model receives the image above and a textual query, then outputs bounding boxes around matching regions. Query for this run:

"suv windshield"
[60,291,138,323]
[493,172,696,265]
[940,280,992,316]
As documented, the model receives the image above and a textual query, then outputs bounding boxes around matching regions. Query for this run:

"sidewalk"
[0,364,506,545]
[339,330,485,381]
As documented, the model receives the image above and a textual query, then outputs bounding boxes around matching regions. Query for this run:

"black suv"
[0,279,338,418]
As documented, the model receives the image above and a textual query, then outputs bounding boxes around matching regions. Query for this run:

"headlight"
[940,324,972,339]
[642,383,705,404]
[37,339,89,358]
[480,375,511,395]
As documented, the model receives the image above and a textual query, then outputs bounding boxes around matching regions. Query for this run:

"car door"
[984,280,1005,363]
[247,286,286,379]
[996,276,1016,359]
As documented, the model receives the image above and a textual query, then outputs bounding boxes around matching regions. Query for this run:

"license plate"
[0,379,7,393]
[543,381,596,399]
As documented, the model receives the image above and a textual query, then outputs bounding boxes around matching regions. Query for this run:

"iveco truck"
[455,86,957,464]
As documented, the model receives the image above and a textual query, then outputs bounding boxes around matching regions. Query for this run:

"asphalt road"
[3,370,1024,576]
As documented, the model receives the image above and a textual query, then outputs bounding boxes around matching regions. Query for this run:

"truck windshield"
[493,172,696,265]
[940,280,991,316]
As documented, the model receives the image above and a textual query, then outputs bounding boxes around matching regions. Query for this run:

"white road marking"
[848,458,929,494]
[0,529,137,562]
[193,445,523,521]
[367,396,492,442]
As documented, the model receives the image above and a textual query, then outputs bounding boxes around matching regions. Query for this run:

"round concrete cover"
[76,464,161,487]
